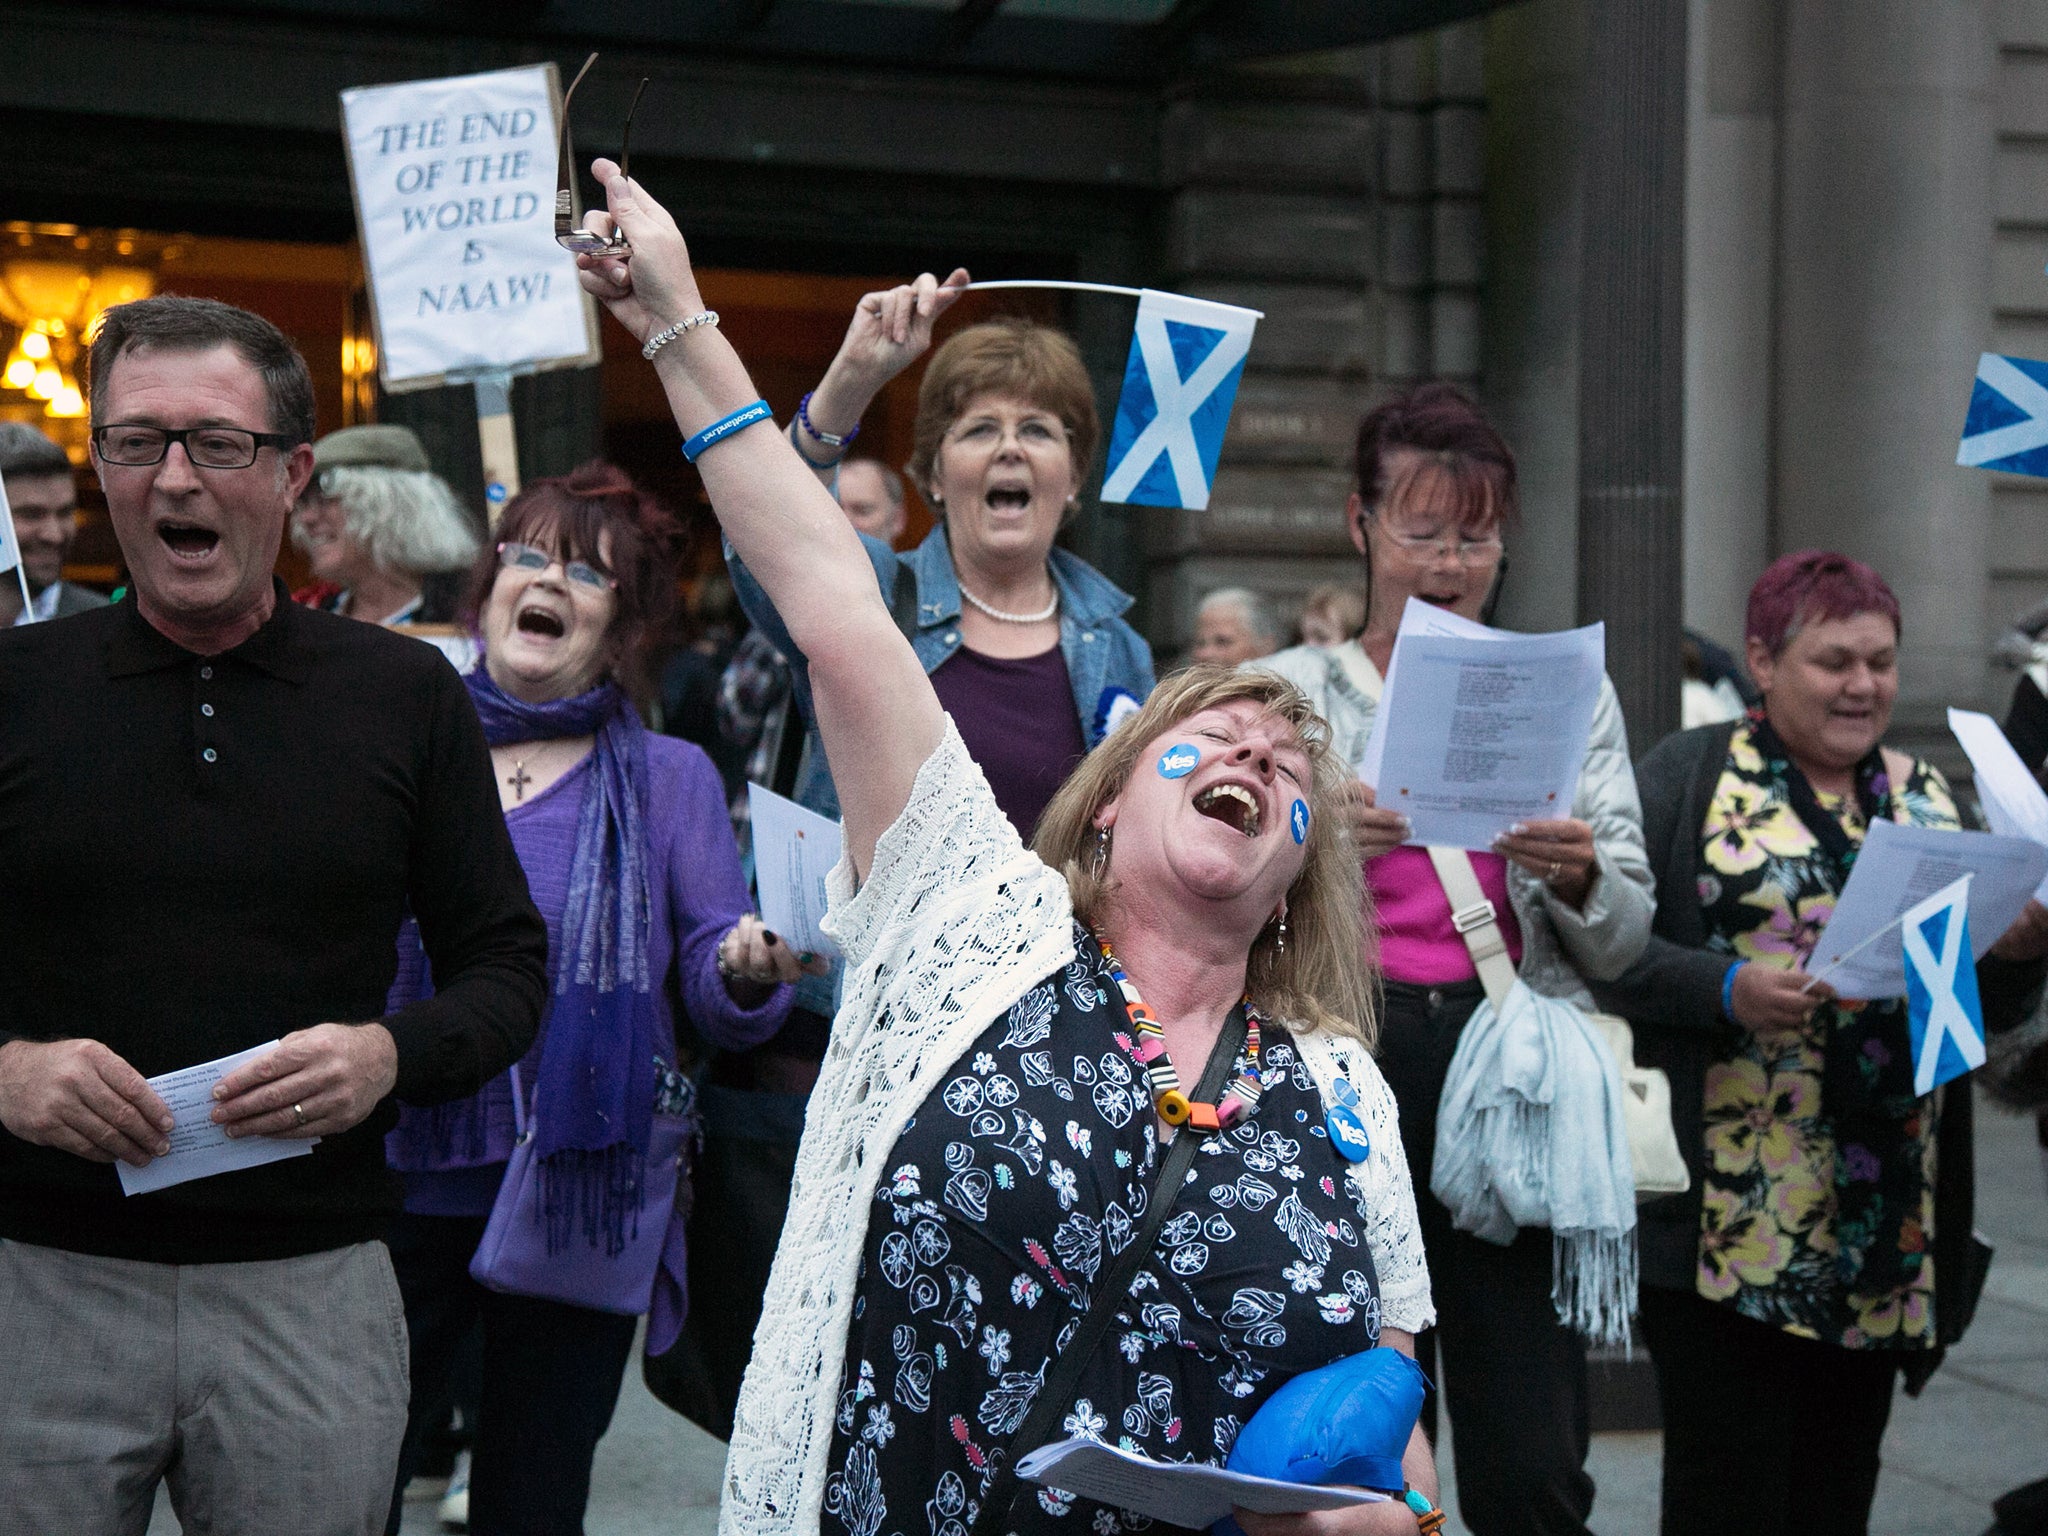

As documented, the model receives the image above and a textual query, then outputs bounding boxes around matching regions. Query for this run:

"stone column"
[1774,1,1996,732]
[1577,0,1688,748]
[1683,0,1780,653]
[1481,0,1586,634]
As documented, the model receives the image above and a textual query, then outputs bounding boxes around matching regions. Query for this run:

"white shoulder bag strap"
[1424,846,1521,1011]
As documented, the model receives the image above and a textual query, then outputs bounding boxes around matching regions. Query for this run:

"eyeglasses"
[947,416,1068,449]
[555,53,650,256]
[93,424,301,469]
[1375,522,1504,567]
[497,541,617,592]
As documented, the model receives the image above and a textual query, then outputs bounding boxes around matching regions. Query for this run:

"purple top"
[928,643,1087,838]
[387,735,791,1341]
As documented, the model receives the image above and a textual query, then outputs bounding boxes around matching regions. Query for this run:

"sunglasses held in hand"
[555,52,649,256]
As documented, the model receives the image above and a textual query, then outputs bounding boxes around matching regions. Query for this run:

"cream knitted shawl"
[718,721,1433,1536]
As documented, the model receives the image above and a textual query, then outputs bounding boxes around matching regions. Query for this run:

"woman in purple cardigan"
[382,462,810,1536]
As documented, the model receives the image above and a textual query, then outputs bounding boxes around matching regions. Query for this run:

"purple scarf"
[462,665,658,1256]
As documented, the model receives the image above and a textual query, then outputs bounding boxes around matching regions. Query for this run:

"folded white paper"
[746,783,844,961]
[1360,598,1606,852]
[1949,707,2048,902]
[118,1041,318,1196]
[1806,820,2047,999]
[1015,1438,1383,1529]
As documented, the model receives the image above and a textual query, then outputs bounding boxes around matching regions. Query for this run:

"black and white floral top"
[822,923,1390,1536]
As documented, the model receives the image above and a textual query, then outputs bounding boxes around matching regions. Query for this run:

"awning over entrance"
[166,0,1507,83]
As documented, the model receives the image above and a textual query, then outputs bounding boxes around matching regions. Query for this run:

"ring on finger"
[292,1102,307,1128]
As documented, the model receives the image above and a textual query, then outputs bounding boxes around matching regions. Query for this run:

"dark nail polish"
[765,933,780,947]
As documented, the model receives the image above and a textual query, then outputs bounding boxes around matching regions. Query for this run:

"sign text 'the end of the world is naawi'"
[342,64,598,389]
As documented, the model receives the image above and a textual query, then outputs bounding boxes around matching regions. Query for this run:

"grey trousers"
[0,1236,410,1536]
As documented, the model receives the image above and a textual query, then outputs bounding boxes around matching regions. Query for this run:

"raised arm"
[793,267,972,472]
[574,160,938,877]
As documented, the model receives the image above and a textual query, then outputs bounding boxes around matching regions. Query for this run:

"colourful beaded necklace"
[1094,932,1264,1132]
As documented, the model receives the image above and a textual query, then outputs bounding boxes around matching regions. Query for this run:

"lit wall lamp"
[0,259,154,428]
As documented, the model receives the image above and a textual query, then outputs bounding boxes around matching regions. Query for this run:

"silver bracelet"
[642,310,720,361]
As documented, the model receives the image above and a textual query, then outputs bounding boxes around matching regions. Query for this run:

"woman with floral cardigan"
[1592,551,2048,1536]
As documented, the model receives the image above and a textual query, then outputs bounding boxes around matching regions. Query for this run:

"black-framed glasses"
[497,540,618,592]
[555,53,650,256]
[92,424,301,469]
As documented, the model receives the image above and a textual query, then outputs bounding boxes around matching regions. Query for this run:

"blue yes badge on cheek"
[1291,799,1310,844]
[1157,744,1200,779]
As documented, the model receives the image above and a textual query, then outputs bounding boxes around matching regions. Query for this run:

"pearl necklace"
[1094,932,1264,1132]
[958,582,1058,625]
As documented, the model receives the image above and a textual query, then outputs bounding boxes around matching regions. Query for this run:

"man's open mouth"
[158,521,219,559]
[517,606,566,638]
[1193,782,1261,837]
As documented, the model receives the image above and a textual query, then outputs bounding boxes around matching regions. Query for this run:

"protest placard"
[340,63,599,394]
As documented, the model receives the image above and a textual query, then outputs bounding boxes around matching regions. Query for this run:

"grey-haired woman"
[291,423,479,627]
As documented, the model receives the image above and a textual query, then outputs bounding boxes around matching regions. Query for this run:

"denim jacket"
[726,523,1155,822]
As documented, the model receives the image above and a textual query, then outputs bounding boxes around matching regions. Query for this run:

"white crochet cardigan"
[719,721,1432,1536]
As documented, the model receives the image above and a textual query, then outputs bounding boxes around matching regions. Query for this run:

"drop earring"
[1092,825,1112,879]
[1273,904,1288,953]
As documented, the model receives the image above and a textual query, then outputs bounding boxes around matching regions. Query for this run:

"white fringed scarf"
[1430,979,1639,1346]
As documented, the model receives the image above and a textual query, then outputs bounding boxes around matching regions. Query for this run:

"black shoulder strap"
[968,1006,1250,1536]
[889,559,921,642]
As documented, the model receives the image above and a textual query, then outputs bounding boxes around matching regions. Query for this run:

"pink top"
[1369,845,1525,985]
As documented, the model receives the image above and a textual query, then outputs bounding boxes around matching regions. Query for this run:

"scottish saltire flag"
[1902,874,1987,1095]
[1958,353,2048,476]
[1099,290,1260,511]
[0,473,20,573]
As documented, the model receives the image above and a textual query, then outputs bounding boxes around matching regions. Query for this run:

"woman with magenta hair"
[379,463,814,1535]
[1254,382,1654,1536]
[1595,551,2048,1536]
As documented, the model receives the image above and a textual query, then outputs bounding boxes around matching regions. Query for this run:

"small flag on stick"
[0,472,21,574]
[1901,874,1987,1095]
[1099,290,1260,512]
[0,468,35,620]
[1958,353,2048,477]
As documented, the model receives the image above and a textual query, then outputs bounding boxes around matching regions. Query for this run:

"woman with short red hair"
[1595,550,2048,1536]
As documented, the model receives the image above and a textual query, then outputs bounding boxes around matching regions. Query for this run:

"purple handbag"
[469,1061,695,1315]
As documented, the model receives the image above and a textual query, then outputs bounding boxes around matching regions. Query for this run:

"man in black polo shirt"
[0,296,548,1534]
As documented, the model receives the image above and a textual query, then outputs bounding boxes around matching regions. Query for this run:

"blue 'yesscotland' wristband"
[682,399,773,463]
[1721,960,1744,1021]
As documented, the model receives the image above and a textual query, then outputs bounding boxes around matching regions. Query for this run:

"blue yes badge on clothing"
[1325,1076,1369,1162]
[1095,686,1142,743]
[1157,744,1200,779]
[1291,799,1310,844]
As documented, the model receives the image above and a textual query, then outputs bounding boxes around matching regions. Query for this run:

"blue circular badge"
[1326,1103,1370,1162]
[485,481,508,504]
[1157,744,1200,779]
[1328,1075,1359,1109]
[1290,799,1310,844]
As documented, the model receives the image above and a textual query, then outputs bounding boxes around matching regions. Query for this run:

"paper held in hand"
[1014,1438,1384,1529]
[1804,819,2047,999]
[746,784,844,962]
[118,1041,318,1197]
[1358,598,1606,853]
[1948,707,2048,901]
